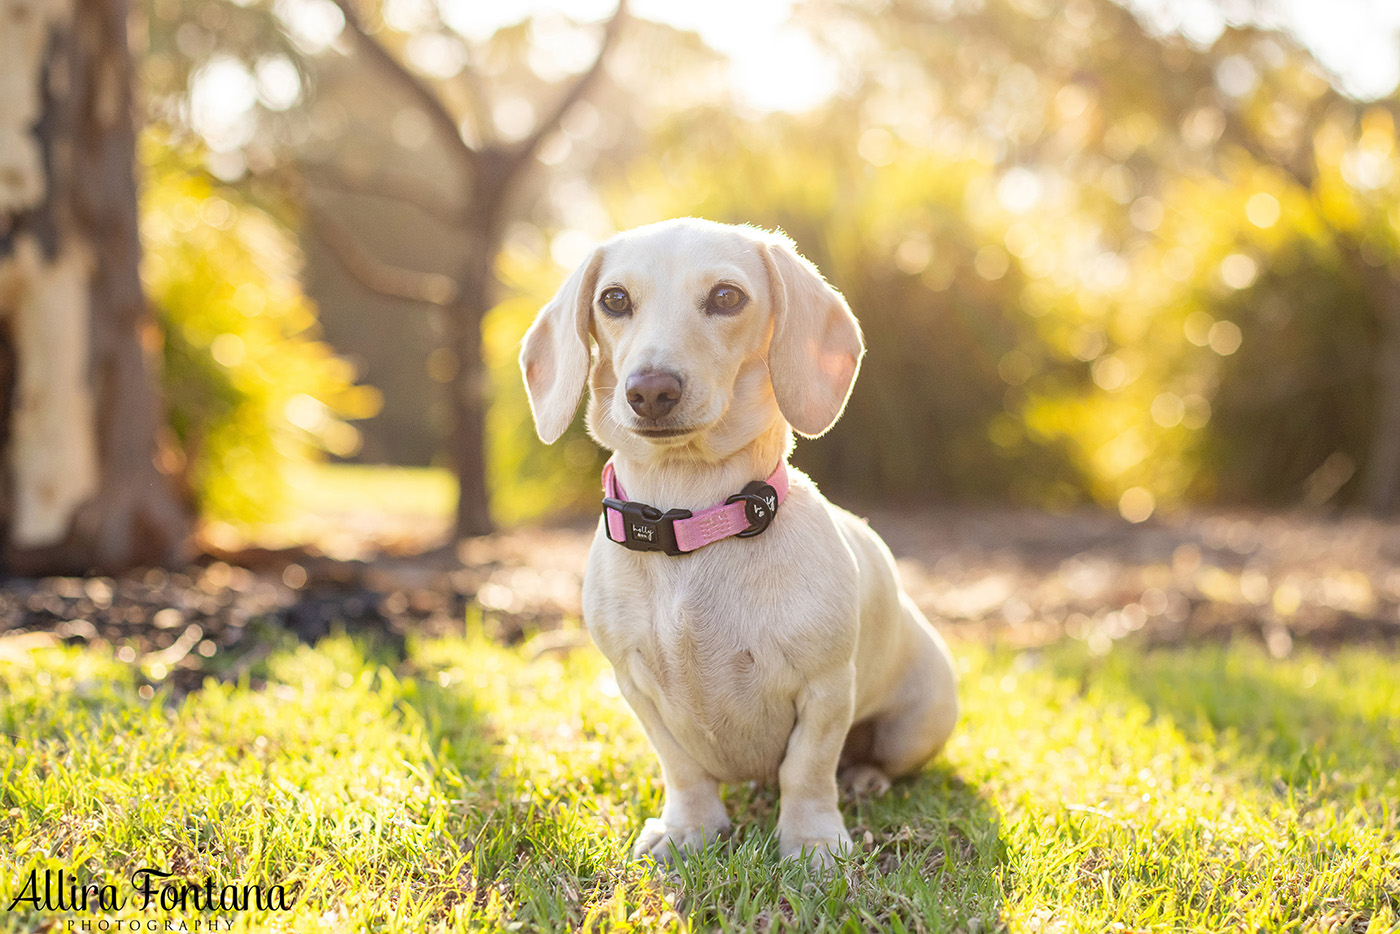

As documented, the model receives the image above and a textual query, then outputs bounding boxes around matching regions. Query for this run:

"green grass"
[1,632,1397,932]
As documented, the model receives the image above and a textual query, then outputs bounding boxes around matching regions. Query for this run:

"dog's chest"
[586,562,799,781]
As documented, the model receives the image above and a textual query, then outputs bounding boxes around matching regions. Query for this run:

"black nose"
[626,369,683,420]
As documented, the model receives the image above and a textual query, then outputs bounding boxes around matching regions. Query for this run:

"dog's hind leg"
[837,720,892,797]
[865,598,959,779]
[839,763,893,797]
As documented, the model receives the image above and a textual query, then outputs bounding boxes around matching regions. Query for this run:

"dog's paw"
[779,825,853,872]
[839,764,892,799]
[631,817,730,864]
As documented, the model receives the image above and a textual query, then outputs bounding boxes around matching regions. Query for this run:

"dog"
[520,218,958,869]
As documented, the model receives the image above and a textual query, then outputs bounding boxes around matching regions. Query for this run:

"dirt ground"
[2,507,1398,695]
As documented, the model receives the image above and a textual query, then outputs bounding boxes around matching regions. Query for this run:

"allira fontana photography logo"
[6,867,293,925]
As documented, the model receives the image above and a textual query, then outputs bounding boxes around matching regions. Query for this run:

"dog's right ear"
[520,248,604,444]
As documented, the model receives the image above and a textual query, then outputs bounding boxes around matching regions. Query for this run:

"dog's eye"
[705,284,747,315]
[599,287,632,317]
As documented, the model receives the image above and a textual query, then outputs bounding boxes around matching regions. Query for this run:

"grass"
[1,630,1397,933]
[203,463,458,554]
[283,463,457,521]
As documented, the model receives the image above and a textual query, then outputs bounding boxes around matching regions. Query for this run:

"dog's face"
[584,222,780,460]
[521,219,864,458]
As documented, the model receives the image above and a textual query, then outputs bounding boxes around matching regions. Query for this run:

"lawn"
[2,628,1396,932]
[201,463,459,557]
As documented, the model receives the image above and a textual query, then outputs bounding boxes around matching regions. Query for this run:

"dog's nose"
[626,369,683,420]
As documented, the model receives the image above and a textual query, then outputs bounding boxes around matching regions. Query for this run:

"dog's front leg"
[618,677,731,864]
[777,669,856,870]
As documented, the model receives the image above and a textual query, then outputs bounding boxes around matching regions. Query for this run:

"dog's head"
[520,218,863,458]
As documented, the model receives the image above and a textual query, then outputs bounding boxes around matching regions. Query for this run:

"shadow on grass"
[1047,642,1400,803]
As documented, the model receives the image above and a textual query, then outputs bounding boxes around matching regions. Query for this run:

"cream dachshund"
[520,218,958,869]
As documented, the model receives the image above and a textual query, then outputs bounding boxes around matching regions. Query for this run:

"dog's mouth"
[632,425,698,440]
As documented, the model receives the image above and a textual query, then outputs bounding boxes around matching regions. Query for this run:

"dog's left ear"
[520,247,603,444]
[760,235,864,438]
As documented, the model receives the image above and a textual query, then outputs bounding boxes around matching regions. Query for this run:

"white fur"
[521,218,958,870]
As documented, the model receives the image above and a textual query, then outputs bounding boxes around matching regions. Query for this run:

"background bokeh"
[132,0,1400,534]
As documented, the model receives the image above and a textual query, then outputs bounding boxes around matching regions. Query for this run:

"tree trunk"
[0,0,189,574]
[445,158,517,540]
[447,214,498,539]
[1362,266,1400,514]
[448,290,492,539]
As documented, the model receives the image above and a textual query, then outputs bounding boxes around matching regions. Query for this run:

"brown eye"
[599,287,632,317]
[706,284,747,315]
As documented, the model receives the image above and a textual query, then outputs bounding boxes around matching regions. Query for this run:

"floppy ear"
[761,235,864,438]
[520,248,603,443]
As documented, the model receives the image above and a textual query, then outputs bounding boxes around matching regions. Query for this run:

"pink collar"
[601,458,789,556]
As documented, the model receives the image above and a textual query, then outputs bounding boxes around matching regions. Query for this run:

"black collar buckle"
[603,498,693,556]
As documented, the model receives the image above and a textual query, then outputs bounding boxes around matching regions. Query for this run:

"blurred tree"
[289,0,627,538]
[0,0,189,573]
[132,0,632,537]
[133,0,734,530]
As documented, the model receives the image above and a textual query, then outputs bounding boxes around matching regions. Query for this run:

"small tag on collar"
[725,481,779,538]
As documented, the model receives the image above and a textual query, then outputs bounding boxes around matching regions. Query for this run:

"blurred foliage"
[140,129,381,524]
[1192,106,1400,506]
[827,0,1400,516]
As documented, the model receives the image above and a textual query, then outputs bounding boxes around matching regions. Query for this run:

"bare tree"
[309,0,628,538]
[0,0,189,574]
